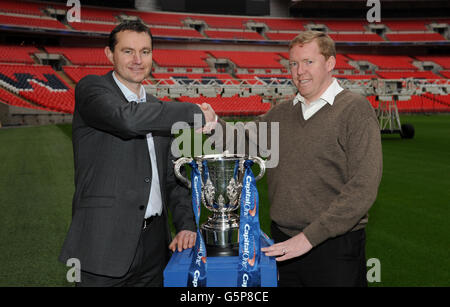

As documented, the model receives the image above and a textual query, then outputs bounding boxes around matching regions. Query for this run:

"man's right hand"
[199,103,217,133]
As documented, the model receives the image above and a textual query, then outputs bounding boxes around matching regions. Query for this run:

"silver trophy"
[174,153,265,256]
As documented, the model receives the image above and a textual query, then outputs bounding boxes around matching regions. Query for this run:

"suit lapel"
[104,71,130,104]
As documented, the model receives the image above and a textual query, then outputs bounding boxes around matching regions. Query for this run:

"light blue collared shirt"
[112,72,162,218]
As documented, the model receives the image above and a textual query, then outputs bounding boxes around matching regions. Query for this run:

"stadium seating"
[0,0,448,117]
[257,18,304,31]
[382,20,429,31]
[44,47,110,66]
[63,66,112,83]
[204,30,264,40]
[126,11,186,27]
[319,20,368,31]
[151,27,204,38]
[329,33,384,42]
[0,64,74,113]
[176,94,271,116]
[0,14,67,30]
[69,22,117,33]
[265,32,297,41]
[346,54,418,70]
[0,45,39,64]
[334,74,378,80]
[375,71,443,79]
[208,51,285,69]
[0,0,45,16]
[415,56,450,69]
[386,33,446,42]
[152,49,209,68]
[0,86,45,110]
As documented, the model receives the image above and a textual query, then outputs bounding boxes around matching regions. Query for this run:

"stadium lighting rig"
[144,78,450,139]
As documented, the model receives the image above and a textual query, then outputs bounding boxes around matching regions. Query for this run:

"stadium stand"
[43,47,110,66]
[0,0,45,16]
[0,14,67,30]
[0,45,39,64]
[0,0,448,122]
[385,33,446,42]
[153,49,210,68]
[346,54,419,70]
[0,64,74,113]
[319,20,368,31]
[176,94,271,116]
[208,51,285,69]
[69,22,117,33]
[152,27,204,38]
[382,20,430,31]
[204,30,264,40]
[63,66,112,83]
[0,86,45,110]
[415,56,450,69]
[329,33,384,42]
[375,71,443,79]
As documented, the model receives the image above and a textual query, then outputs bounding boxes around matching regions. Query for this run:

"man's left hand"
[261,232,313,261]
[169,230,197,252]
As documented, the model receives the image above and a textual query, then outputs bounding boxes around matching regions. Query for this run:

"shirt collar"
[293,78,343,106]
[112,71,146,103]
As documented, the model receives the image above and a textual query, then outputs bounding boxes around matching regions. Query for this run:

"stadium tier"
[153,49,210,68]
[386,33,446,42]
[63,66,112,83]
[0,0,449,118]
[415,56,450,69]
[329,33,384,42]
[204,30,265,40]
[346,54,419,70]
[0,0,448,44]
[0,64,74,113]
[0,14,67,30]
[382,20,430,31]
[176,94,271,116]
[0,45,39,64]
[0,0,45,16]
[0,86,46,110]
[208,51,285,69]
[44,47,111,66]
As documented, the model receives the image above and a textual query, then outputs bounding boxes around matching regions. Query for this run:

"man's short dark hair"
[108,20,153,52]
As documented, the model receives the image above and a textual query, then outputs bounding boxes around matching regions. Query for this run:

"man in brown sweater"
[203,31,382,286]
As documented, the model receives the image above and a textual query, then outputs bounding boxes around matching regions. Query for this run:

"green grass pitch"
[0,114,448,286]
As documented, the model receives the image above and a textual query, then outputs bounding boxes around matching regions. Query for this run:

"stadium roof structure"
[145,77,450,101]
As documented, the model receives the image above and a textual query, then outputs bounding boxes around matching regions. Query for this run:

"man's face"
[105,30,152,90]
[289,40,335,103]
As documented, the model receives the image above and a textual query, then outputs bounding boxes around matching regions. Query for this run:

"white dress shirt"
[293,78,344,120]
[112,72,162,218]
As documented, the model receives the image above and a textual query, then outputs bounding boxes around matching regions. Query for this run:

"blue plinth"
[164,237,277,287]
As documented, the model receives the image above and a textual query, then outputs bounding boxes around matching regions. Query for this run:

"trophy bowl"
[174,153,265,256]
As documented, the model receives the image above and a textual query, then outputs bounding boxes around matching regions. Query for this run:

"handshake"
[199,103,218,134]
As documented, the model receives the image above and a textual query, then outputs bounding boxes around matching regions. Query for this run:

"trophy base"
[205,244,239,257]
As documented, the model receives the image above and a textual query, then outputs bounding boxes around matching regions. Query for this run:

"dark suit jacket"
[59,71,203,277]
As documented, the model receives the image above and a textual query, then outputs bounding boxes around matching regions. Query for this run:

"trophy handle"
[249,156,266,181]
[173,157,193,188]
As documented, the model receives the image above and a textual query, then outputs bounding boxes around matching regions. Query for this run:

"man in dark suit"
[59,21,215,286]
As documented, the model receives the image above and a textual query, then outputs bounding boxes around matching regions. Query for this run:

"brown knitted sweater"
[219,89,383,247]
